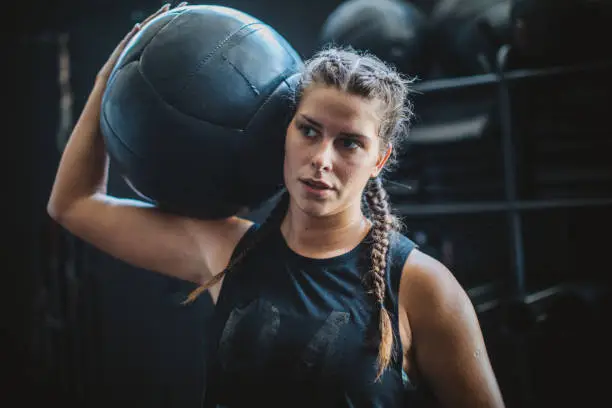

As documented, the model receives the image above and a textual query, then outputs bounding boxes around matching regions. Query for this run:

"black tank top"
[201,223,428,407]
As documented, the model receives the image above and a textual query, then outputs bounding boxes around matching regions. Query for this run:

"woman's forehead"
[298,86,382,134]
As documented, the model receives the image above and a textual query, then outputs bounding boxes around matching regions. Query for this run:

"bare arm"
[48,4,167,214]
[47,75,111,213]
[401,250,506,408]
[47,4,249,286]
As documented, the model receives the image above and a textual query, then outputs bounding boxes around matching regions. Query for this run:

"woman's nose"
[310,139,334,172]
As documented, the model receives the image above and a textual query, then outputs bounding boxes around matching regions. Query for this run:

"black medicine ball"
[430,0,511,77]
[319,0,430,77]
[100,5,303,219]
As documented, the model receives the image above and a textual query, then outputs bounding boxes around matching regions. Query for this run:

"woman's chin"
[295,197,333,218]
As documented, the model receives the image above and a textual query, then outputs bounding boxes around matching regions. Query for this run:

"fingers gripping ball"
[100,5,303,219]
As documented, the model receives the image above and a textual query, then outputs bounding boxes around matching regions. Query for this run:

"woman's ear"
[371,143,393,178]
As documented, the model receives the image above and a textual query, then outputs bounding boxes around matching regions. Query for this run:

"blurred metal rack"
[412,58,612,93]
[391,54,612,302]
[395,197,612,216]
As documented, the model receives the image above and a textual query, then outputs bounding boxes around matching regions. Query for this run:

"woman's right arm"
[47,5,252,286]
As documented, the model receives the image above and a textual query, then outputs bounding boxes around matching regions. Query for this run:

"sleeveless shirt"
[201,223,431,407]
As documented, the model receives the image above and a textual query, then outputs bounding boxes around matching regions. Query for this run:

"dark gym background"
[5,1,612,407]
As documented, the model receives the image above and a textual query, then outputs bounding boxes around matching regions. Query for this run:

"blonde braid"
[365,177,395,381]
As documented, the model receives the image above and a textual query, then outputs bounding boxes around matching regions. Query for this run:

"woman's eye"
[298,124,318,138]
[341,137,362,150]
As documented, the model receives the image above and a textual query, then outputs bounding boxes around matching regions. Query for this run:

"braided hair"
[185,46,415,381]
[364,176,400,380]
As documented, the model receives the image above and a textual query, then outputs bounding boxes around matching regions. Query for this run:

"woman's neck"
[280,201,371,258]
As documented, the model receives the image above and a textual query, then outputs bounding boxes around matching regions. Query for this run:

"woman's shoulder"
[386,230,418,268]
[185,216,256,276]
[223,217,261,258]
[399,247,472,319]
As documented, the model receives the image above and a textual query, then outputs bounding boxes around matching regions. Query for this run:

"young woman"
[47,4,506,407]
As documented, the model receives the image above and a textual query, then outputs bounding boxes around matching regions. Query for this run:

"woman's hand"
[96,2,188,83]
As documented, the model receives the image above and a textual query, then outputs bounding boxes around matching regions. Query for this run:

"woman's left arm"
[401,249,506,408]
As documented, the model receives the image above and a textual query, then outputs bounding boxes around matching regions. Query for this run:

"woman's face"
[283,84,392,218]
